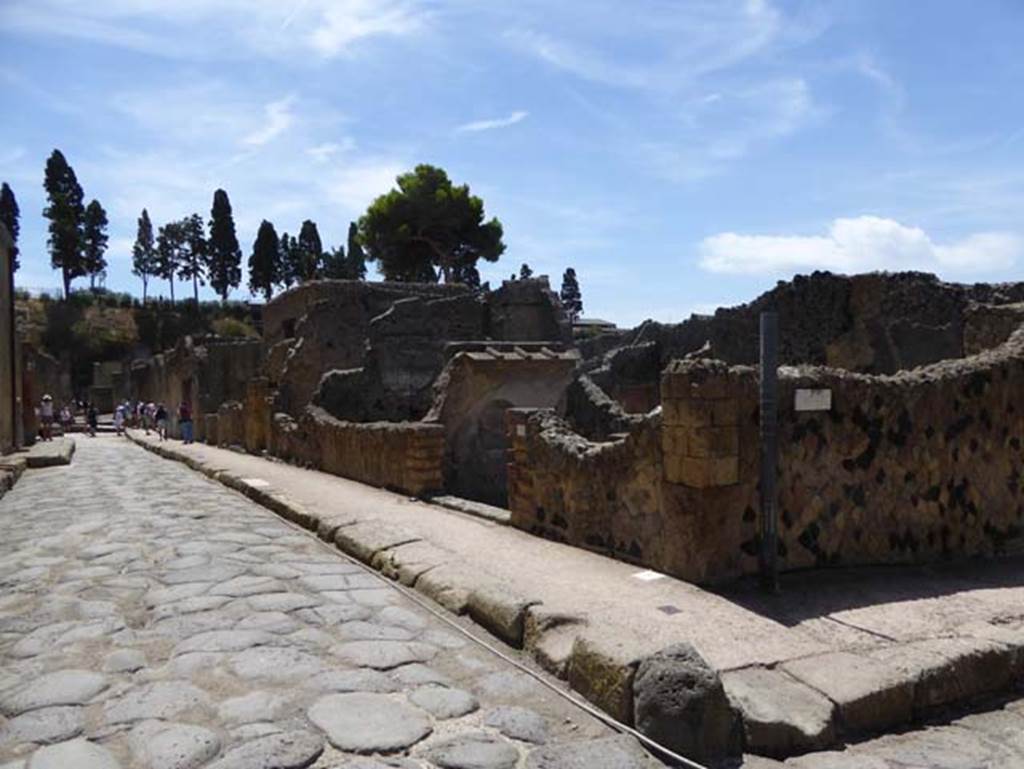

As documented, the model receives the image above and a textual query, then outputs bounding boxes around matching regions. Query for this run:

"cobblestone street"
[0,437,661,769]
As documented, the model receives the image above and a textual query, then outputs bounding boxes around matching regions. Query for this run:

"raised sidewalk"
[127,430,1024,760]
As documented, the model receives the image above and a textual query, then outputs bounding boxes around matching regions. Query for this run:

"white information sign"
[794,388,832,412]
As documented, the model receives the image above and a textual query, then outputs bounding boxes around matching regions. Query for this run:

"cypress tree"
[320,245,348,280]
[156,221,184,302]
[560,267,583,322]
[278,232,296,288]
[178,213,207,303]
[42,149,86,297]
[207,189,242,301]
[82,199,109,290]
[346,221,367,280]
[248,220,280,300]
[0,183,20,273]
[132,209,157,302]
[296,220,323,282]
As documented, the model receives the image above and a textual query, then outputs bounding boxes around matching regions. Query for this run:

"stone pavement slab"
[0,436,664,769]
[127,429,1024,758]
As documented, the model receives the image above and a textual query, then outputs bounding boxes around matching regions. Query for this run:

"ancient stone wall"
[507,409,664,567]
[963,302,1024,356]
[268,406,444,496]
[486,277,573,344]
[509,323,1024,583]
[131,336,262,440]
[262,280,470,347]
[0,225,15,454]
[426,345,578,506]
[586,272,1024,413]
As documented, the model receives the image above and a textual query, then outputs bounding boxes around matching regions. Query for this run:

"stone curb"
[124,432,1024,760]
[24,437,76,468]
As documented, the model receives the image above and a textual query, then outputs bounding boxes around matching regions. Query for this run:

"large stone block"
[632,643,742,765]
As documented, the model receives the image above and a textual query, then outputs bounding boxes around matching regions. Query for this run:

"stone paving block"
[307,692,432,753]
[373,540,452,586]
[524,735,660,768]
[408,685,479,719]
[334,521,420,565]
[204,729,323,769]
[722,665,836,756]
[0,670,108,716]
[781,651,913,736]
[421,732,520,769]
[25,738,120,769]
[467,584,539,648]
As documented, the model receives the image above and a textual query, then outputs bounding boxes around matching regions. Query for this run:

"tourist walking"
[59,404,72,434]
[113,402,126,437]
[178,400,194,444]
[144,402,156,435]
[86,403,98,437]
[38,395,54,442]
[155,403,168,441]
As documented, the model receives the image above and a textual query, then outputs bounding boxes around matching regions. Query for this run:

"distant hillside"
[16,290,259,390]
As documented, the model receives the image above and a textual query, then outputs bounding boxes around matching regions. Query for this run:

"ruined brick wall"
[510,328,1024,583]
[131,337,262,440]
[243,378,273,454]
[282,406,443,496]
[486,277,573,344]
[0,227,14,454]
[963,302,1024,356]
[426,347,577,507]
[585,272,1024,414]
[262,280,471,347]
[662,333,1024,579]
[216,401,244,447]
[507,409,664,567]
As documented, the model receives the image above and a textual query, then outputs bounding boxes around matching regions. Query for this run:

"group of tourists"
[39,397,194,444]
[37,395,98,440]
[116,400,193,443]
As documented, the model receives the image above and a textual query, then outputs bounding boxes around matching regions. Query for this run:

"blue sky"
[1,0,1022,326]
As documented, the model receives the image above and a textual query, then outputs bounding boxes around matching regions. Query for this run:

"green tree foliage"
[560,267,583,322]
[294,219,323,282]
[82,199,109,290]
[156,221,185,302]
[207,188,242,301]
[346,221,367,280]
[320,222,368,281]
[358,164,504,283]
[278,232,297,288]
[0,182,20,272]
[320,245,348,280]
[42,149,86,297]
[519,263,533,279]
[132,209,158,303]
[248,220,280,300]
[178,213,207,303]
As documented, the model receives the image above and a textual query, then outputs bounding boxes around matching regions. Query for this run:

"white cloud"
[324,162,405,211]
[308,1,425,57]
[457,111,529,133]
[242,96,296,147]
[0,0,426,60]
[306,140,356,162]
[698,216,1022,276]
[504,0,783,91]
[640,78,817,181]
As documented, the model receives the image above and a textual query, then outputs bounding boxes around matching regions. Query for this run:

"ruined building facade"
[132,271,1024,585]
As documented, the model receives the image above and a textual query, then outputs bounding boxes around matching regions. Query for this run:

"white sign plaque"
[794,388,832,412]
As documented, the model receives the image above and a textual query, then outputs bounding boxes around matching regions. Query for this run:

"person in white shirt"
[39,395,54,442]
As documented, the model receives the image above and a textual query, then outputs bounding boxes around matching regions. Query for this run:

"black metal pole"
[759,311,779,593]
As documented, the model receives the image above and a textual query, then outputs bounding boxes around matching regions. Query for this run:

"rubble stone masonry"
[509,323,1024,583]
